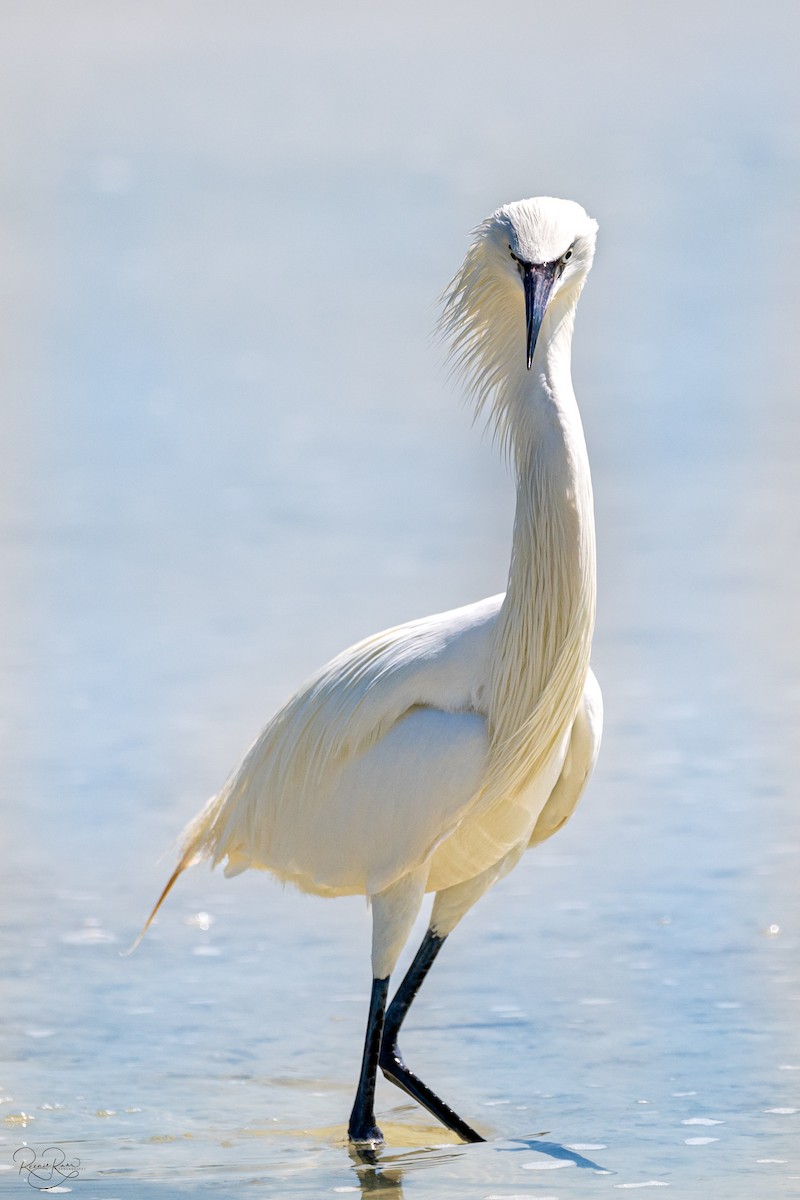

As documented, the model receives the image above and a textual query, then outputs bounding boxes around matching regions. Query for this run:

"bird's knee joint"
[379,1042,403,1078]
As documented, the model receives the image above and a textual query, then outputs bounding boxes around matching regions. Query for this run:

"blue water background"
[0,2,798,1195]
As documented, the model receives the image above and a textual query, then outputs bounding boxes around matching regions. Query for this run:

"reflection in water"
[347,1132,612,1197]
[349,1144,405,1196]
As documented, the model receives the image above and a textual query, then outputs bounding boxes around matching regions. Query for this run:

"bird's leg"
[379,928,484,1143]
[348,976,390,1146]
[351,866,428,1145]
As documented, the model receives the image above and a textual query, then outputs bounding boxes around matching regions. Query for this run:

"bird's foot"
[347,1120,384,1149]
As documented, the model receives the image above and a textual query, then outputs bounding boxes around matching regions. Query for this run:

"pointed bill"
[523,260,559,369]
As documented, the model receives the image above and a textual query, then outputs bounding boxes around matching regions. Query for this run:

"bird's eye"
[561,246,574,264]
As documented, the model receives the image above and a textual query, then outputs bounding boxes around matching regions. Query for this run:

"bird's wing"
[527,668,603,847]
[179,594,504,892]
[274,591,503,774]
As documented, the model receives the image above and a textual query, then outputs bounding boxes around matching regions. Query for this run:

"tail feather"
[125,787,230,955]
[122,850,195,956]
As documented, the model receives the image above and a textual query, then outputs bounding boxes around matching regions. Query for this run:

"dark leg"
[379,929,484,1143]
[348,976,390,1145]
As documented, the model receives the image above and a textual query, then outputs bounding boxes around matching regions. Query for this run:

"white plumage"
[142,195,604,1147]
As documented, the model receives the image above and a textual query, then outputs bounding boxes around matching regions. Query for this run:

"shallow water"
[1,2,799,1196]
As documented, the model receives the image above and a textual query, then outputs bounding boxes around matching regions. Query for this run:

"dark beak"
[522,260,559,369]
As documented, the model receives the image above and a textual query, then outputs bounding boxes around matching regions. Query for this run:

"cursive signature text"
[13,1145,81,1190]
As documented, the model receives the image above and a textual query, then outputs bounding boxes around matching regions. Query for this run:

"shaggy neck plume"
[444,250,596,810]
[487,361,596,806]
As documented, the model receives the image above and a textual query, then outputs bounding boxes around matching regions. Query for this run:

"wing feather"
[177,595,503,894]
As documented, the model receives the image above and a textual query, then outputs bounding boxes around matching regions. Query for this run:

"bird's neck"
[485,304,596,803]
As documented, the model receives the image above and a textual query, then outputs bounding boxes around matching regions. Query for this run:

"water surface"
[1,3,798,1196]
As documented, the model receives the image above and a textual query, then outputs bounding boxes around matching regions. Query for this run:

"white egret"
[141,195,603,1147]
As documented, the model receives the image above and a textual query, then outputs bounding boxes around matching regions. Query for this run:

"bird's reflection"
[347,1130,611,1196]
[348,1144,405,1197]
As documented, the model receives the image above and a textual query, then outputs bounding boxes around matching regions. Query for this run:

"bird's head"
[484,197,598,368]
[443,196,598,377]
